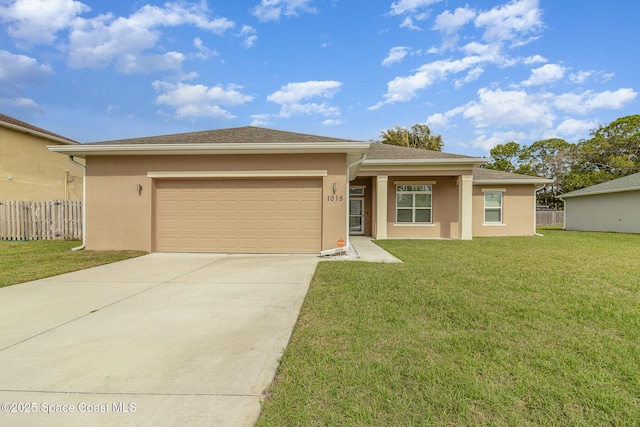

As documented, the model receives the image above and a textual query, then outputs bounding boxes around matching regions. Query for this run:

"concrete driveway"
[0,253,318,426]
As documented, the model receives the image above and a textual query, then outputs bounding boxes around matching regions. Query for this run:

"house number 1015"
[327,195,344,202]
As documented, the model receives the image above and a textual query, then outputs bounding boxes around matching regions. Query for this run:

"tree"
[485,139,576,208]
[525,138,575,208]
[563,114,640,192]
[484,141,535,175]
[379,124,444,151]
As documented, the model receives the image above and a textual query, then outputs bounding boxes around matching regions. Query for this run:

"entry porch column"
[458,174,473,240]
[375,175,388,239]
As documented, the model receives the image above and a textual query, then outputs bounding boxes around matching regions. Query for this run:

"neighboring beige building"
[49,127,551,254]
[560,172,640,234]
[0,114,83,200]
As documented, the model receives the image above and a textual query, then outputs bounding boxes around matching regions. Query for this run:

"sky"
[0,0,638,157]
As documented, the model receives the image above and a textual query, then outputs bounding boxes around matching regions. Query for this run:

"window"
[396,185,432,223]
[484,191,502,223]
[349,187,365,196]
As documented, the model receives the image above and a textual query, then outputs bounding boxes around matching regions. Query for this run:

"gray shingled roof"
[88,126,360,145]
[0,113,78,144]
[472,167,551,183]
[365,142,478,160]
[560,172,640,198]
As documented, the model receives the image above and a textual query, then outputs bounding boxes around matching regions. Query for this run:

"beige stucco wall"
[85,153,347,252]
[472,185,536,237]
[564,191,640,233]
[384,176,461,239]
[0,126,83,200]
[359,171,538,239]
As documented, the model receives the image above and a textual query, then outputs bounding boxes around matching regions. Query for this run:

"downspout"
[534,185,544,237]
[559,197,567,230]
[68,156,86,250]
[345,155,367,250]
[319,153,367,257]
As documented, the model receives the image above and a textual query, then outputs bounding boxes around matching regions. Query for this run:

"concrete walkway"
[0,253,318,427]
[334,236,402,262]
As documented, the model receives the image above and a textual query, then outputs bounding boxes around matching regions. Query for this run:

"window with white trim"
[484,191,503,223]
[396,185,432,223]
[349,187,365,196]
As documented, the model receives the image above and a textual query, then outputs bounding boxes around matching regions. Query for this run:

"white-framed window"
[349,187,365,196]
[396,184,432,223]
[484,191,503,223]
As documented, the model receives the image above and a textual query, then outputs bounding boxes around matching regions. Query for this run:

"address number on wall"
[327,195,344,202]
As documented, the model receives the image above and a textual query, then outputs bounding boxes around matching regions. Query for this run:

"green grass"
[0,240,146,288]
[258,229,640,426]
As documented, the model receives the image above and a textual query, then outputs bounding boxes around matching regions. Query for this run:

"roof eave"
[474,178,553,185]
[48,142,371,158]
[363,158,487,166]
[559,186,640,199]
[1,120,78,145]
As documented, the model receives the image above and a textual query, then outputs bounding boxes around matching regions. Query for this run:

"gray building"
[559,172,640,234]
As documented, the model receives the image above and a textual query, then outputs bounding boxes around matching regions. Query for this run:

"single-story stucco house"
[559,172,640,234]
[1,113,83,201]
[49,127,550,254]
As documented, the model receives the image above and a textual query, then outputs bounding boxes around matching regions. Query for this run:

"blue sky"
[1,0,638,156]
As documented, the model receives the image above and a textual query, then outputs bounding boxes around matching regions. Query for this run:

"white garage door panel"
[156,179,322,253]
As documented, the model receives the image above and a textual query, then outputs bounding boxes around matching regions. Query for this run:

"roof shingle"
[0,113,78,144]
[365,143,478,160]
[560,172,640,198]
[88,126,360,145]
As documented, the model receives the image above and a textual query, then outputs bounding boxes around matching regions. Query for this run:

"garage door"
[155,179,322,253]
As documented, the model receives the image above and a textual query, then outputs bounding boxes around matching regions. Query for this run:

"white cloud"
[382,46,410,66]
[238,25,258,48]
[475,0,542,44]
[370,55,484,109]
[471,130,527,151]
[279,103,339,117]
[426,112,448,127]
[0,96,44,112]
[251,0,316,22]
[554,118,596,137]
[523,54,546,65]
[433,7,475,34]
[153,81,253,119]
[0,0,89,44]
[460,88,556,129]
[250,114,271,126]
[399,16,420,30]
[568,70,592,84]
[521,63,565,86]
[454,67,484,88]
[122,2,234,34]
[116,52,184,75]
[66,2,234,72]
[568,70,614,85]
[267,80,342,118]
[268,80,341,104]
[554,88,637,114]
[460,41,502,61]
[0,50,52,86]
[390,0,442,16]
[322,118,343,126]
[193,38,218,59]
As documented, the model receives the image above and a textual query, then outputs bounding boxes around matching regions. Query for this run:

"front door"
[349,198,364,235]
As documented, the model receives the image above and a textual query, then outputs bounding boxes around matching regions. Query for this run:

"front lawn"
[0,240,146,288]
[258,229,640,426]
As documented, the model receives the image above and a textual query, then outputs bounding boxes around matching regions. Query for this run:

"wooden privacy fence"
[537,210,564,226]
[0,200,82,241]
